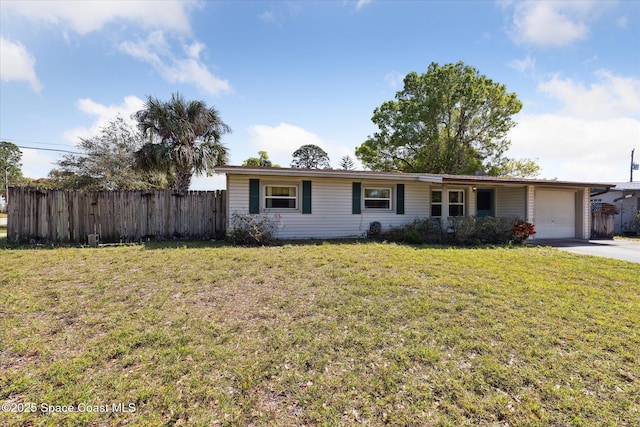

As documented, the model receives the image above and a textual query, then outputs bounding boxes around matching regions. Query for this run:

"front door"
[477,189,494,217]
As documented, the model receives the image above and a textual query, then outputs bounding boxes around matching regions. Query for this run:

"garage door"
[535,189,575,238]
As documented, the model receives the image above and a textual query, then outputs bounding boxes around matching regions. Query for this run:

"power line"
[0,136,77,148]
[16,145,80,155]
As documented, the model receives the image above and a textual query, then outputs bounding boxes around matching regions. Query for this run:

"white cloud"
[63,96,146,144]
[257,3,300,27]
[2,0,194,35]
[119,32,232,97]
[20,149,57,179]
[508,114,639,182]
[355,0,373,11]
[615,15,628,30]
[3,1,230,96]
[258,11,278,25]
[506,69,640,182]
[385,70,405,90]
[509,55,536,73]
[186,42,206,59]
[247,123,362,169]
[538,70,640,120]
[0,37,43,92]
[506,1,604,47]
[248,123,327,166]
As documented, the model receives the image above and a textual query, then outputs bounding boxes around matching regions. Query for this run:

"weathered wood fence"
[7,187,226,243]
[591,212,615,239]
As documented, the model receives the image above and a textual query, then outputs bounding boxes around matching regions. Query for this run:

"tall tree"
[0,141,24,203]
[135,92,231,193]
[243,150,277,167]
[49,116,171,190]
[494,158,542,178]
[291,144,330,169]
[356,62,527,176]
[339,155,356,170]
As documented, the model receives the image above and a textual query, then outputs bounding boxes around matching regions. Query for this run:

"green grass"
[1,241,639,426]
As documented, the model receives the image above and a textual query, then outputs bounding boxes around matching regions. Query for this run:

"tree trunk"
[173,165,192,194]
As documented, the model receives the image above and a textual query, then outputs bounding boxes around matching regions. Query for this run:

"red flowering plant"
[511,219,536,244]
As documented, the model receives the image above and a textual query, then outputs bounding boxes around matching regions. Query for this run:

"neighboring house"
[216,166,614,240]
[592,182,640,235]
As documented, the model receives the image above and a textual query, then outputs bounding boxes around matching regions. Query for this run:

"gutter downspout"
[613,191,637,202]
[590,187,611,197]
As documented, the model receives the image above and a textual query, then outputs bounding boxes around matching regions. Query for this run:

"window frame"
[363,186,393,210]
[448,190,465,217]
[263,183,299,211]
[430,189,465,217]
[431,190,442,217]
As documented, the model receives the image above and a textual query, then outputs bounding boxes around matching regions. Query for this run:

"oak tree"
[356,62,532,176]
[291,144,330,169]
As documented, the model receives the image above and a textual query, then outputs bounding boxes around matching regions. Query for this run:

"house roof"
[607,182,640,191]
[215,165,441,183]
[214,165,615,188]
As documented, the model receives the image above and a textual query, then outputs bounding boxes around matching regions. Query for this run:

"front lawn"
[1,242,638,426]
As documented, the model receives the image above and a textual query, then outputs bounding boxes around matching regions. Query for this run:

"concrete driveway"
[528,238,640,263]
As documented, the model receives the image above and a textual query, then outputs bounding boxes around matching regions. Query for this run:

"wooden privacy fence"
[591,211,615,239]
[590,202,617,240]
[7,187,226,243]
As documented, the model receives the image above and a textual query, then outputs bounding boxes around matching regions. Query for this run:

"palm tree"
[135,93,231,193]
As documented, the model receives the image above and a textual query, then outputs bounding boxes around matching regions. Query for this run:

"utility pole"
[4,165,7,207]
[632,149,639,182]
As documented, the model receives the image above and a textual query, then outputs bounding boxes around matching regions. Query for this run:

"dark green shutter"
[249,179,260,214]
[396,184,405,214]
[302,180,312,214]
[352,182,361,214]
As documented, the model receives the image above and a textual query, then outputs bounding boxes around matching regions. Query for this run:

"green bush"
[448,216,521,245]
[379,216,527,246]
[377,218,444,244]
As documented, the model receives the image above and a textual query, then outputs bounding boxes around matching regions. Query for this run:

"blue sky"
[1,0,639,190]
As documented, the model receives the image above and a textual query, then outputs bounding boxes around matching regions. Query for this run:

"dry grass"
[1,241,639,426]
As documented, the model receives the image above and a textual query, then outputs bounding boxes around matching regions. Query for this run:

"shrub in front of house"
[376,218,445,244]
[511,219,536,244]
[228,211,281,246]
[379,216,533,246]
[494,216,523,243]
[449,216,519,245]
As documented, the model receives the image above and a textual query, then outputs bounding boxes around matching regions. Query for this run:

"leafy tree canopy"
[49,116,172,190]
[291,144,330,169]
[135,92,231,193]
[356,62,530,176]
[243,151,279,167]
[1,141,25,199]
[494,158,542,179]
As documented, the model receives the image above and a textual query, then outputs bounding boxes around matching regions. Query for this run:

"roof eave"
[214,166,443,183]
[215,166,615,188]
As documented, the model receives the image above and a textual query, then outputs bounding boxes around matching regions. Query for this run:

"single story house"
[215,166,614,240]
[591,182,640,235]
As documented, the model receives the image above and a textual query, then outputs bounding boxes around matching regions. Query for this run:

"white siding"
[227,175,429,239]
[496,187,526,218]
[226,174,589,240]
